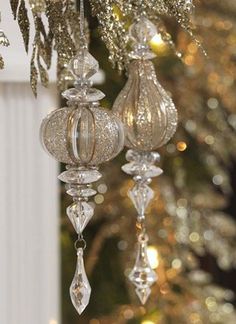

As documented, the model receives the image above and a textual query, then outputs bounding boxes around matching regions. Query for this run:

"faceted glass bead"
[67,201,94,234]
[69,49,99,80]
[62,88,105,102]
[129,17,157,45]
[113,59,178,151]
[126,150,160,164]
[66,185,97,198]
[128,184,154,217]
[122,162,163,178]
[58,169,102,184]
[135,286,151,305]
[86,88,106,101]
[62,88,85,101]
[70,248,91,315]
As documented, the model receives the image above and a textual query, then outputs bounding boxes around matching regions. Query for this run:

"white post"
[0,84,60,324]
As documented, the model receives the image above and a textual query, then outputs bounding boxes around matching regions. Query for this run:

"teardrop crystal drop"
[67,201,94,234]
[113,59,178,151]
[70,248,91,315]
[129,235,157,304]
[135,286,151,305]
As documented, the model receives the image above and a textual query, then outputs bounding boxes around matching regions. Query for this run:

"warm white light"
[49,320,57,324]
[150,33,164,47]
[147,246,159,269]
[142,321,155,324]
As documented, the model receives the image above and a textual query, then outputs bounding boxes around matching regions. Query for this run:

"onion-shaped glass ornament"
[112,59,178,151]
[40,3,124,312]
[40,103,124,166]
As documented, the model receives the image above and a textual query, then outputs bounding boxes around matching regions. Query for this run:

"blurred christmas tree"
[60,1,236,323]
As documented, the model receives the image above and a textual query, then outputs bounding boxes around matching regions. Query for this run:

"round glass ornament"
[40,104,124,166]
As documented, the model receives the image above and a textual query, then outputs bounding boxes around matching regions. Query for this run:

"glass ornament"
[113,59,177,151]
[40,105,124,166]
[40,0,124,315]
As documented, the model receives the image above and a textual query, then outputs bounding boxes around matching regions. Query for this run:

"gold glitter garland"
[18,0,30,52]
[8,0,196,94]
[0,54,4,69]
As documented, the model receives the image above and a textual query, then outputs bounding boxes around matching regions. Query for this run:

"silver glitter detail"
[40,105,124,166]
[40,107,74,164]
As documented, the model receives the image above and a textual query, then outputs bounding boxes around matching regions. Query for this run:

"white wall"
[0,83,60,324]
[0,3,61,323]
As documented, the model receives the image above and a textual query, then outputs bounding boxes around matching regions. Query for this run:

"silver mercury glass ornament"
[40,0,124,315]
[112,15,178,304]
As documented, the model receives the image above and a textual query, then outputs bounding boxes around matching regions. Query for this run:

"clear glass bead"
[66,184,97,198]
[70,248,91,315]
[62,88,105,102]
[69,49,99,80]
[122,162,163,178]
[126,150,160,164]
[67,201,94,234]
[62,88,85,101]
[86,88,106,101]
[113,59,178,151]
[58,169,102,184]
[129,17,157,45]
[128,184,154,217]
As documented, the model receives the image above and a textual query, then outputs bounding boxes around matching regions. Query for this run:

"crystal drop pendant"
[67,201,94,234]
[129,235,157,304]
[128,184,154,218]
[70,248,91,314]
